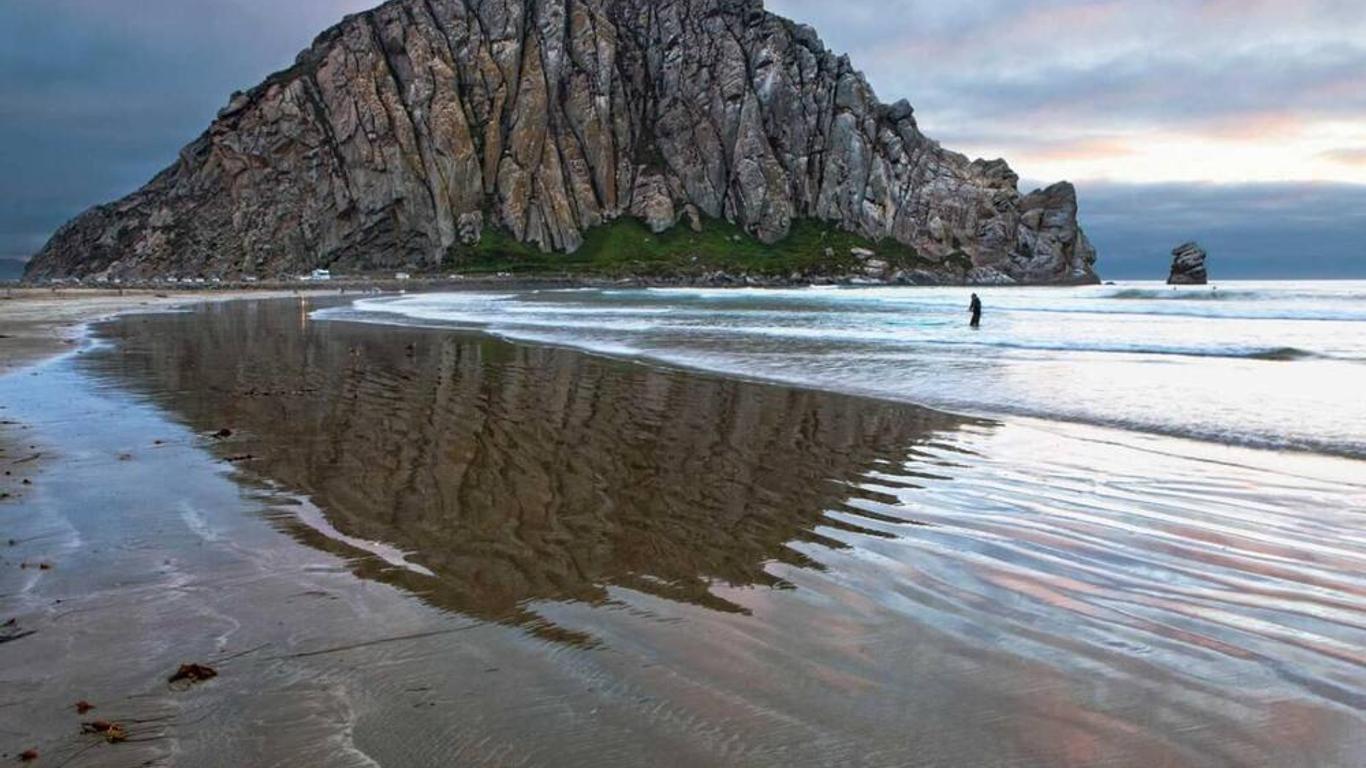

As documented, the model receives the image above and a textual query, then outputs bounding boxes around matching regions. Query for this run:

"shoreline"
[6,262,1102,295]
[7,286,1363,470]
[0,287,346,375]
[325,288,1366,469]
[2,294,1363,765]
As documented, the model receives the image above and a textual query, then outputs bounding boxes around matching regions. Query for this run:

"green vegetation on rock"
[444,217,968,279]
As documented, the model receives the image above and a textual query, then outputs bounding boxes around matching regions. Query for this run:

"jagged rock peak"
[1168,241,1209,285]
[27,0,1099,284]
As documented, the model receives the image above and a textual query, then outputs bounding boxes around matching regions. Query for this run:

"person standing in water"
[969,293,982,328]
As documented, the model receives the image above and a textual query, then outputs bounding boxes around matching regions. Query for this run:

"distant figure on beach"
[969,293,982,328]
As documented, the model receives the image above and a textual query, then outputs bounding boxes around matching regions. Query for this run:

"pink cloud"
[863,1,1130,67]
[1010,137,1139,163]
[1195,0,1319,21]
[1194,113,1307,141]
[1320,148,1366,166]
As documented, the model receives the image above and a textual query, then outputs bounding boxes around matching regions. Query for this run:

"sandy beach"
[1,292,1364,767]
[0,288,341,375]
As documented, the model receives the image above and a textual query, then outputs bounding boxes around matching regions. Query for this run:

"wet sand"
[0,288,324,375]
[1,297,1364,766]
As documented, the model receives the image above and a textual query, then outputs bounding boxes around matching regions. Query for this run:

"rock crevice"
[27,0,1099,284]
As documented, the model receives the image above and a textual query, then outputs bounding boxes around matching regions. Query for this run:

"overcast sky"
[2,0,1364,277]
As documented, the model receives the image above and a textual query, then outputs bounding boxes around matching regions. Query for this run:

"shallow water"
[325,281,1366,458]
[46,297,1366,766]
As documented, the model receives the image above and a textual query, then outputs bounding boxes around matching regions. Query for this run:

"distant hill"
[0,258,26,282]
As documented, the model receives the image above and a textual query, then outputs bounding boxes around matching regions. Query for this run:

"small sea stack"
[1168,242,1209,285]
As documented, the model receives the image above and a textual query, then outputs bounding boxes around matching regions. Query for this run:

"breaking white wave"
[321,281,1366,459]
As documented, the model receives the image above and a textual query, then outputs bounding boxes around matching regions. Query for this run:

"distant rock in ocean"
[27,0,1099,286]
[1167,242,1209,285]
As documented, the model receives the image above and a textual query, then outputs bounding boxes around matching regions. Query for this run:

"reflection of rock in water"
[91,299,970,640]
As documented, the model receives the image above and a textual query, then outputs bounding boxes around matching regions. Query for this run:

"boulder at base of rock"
[1167,242,1209,285]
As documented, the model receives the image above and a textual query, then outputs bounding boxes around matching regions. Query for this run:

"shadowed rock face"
[1168,241,1209,285]
[28,0,1098,284]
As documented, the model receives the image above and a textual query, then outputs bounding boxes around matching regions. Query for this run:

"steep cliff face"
[27,0,1098,284]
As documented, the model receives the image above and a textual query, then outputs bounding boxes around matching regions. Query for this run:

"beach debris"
[224,454,256,463]
[74,700,96,714]
[81,719,128,743]
[168,662,218,685]
[18,748,38,762]
[211,428,233,439]
[1,619,36,645]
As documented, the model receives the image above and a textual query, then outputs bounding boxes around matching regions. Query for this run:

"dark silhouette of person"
[969,293,982,328]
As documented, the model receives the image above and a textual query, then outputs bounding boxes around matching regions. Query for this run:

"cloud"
[768,0,1366,184]
[2,0,1364,280]
[1065,180,1366,278]
[1320,148,1366,166]
[993,137,1139,164]
[0,0,374,260]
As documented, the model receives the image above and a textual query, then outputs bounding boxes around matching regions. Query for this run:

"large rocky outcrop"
[1167,241,1208,285]
[27,0,1098,284]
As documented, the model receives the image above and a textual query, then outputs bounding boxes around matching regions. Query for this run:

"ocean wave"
[1010,306,1366,323]
[930,340,1329,362]
[643,322,1339,362]
[954,404,1366,462]
[478,335,1366,461]
[1247,346,1321,361]
[628,286,1366,322]
[1106,288,1267,301]
[1103,286,1366,302]
[319,306,663,335]
[329,298,1358,364]
[325,287,1366,461]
